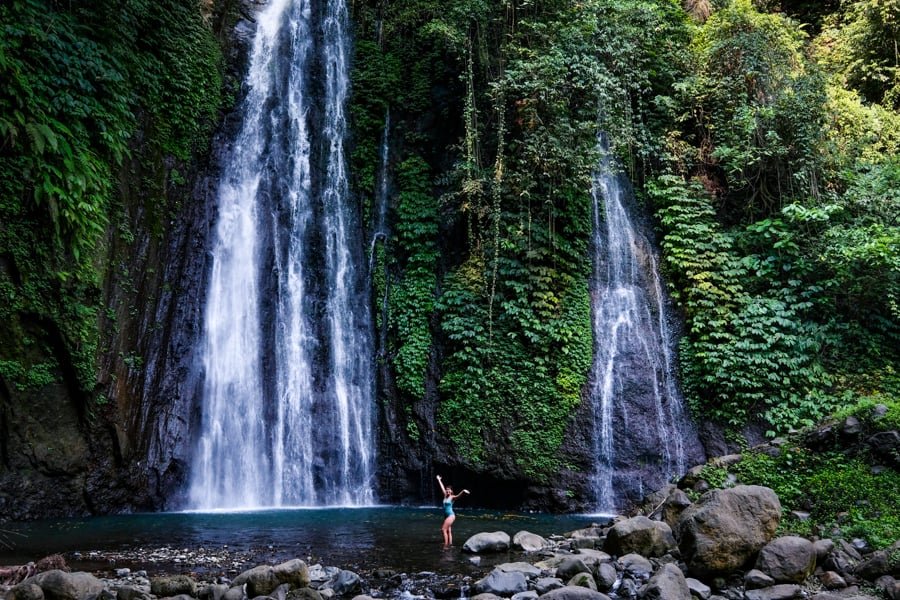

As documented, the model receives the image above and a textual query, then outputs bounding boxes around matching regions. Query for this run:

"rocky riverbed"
[2,485,898,600]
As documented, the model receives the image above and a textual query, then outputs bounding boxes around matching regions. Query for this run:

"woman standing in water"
[436,474,470,546]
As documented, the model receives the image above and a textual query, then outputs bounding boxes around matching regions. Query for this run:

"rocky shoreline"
[2,485,898,600]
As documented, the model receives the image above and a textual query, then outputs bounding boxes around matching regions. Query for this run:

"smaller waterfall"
[369,110,391,276]
[589,134,699,512]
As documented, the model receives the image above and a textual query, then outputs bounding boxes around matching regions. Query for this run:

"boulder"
[273,561,309,589]
[497,563,543,578]
[813,540,835,562]
[113,586,152,600]
[676,486,781,577]
[285,589,323,600]
[604,517,677,558]
[464,532,511,554]
[514,531,551,552]
[566,574,597,591]
[535,579,565,595]
[537,587,610,600]
[25,571,105,600]
[618,554,653,580]
[661,489,693,530]
[223,587,245,600]
[819,572,847,590]
[855,547,900,580]
[639,564,691,600]
[743,585,802,600]
[324,571,360,597]
[6,583,45,600]
[823,550,857,576]
[594,564,617,592]
[685,579,710,600]
[556,558,592,582]
[512,593,539,600]
[475,570,528,597]
[744,570,775,590]
[232,567,279,598]
[472,594,504,600]
[875,575,900,600]
[755,536,816,583]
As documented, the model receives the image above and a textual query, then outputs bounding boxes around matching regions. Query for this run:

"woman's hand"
[463,489,470,494]
[437,475,442,481]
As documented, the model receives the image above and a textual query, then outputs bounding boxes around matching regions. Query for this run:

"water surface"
[0,507,602,576]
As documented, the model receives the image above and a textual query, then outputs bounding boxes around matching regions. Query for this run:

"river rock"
[819,572,847,589]
[25,571,105,600]
[755,536,816,583]
[273,560,310,589]
[567,528,605,547]
[538,587,610,600]
[855,546,900,580]
[685,578,710,600]
[823,550,857,576]
[514,531,551,552]
[875,575,900,600]
[113,585,152,600]
[661,489,693,529]
[743,585,802,600]
[472,594,504,600]
[676,486,781,577]
[222,587,245,600]
[604,517,677,558]
[618,554,653,580]
[464,532,511,553]
[513,592,540,600]
[6,583,44,600]
[475,569,528,596]
[744,570,775,590]
[285,589,322,600]
[535,579,565,595]
[557,558,592,581]
[814,540,835,562]
[567,574,597,591]
[595,564,617,592]
[639,564,690,600]
[324,571,360,596]
[497,563,543,578]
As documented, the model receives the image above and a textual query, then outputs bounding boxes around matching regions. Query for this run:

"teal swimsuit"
[443,498,454,517]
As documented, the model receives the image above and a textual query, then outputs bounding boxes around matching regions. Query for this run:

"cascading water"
[589,134,701,513]
[190,0,375,510]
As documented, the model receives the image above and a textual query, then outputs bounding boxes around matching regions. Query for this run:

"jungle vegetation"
[0,0,897,535]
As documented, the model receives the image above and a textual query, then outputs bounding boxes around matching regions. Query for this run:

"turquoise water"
[0,507,602,575]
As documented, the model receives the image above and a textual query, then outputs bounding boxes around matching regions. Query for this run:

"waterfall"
[589,134,698,513]
[189,0,375,510]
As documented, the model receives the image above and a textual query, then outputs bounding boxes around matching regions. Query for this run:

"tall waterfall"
[589,134,700,513]
[190,0,375,510]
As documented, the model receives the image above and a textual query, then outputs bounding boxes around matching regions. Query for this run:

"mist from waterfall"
[189,0,375,510]
[589,134,693,513]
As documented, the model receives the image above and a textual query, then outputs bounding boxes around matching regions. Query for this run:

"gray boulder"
[285,589,323,600]
[566,574,597,591]
[223,587,245,600]
[813,540,835,562]
[497,563,543,579]
[755,536,816,583]
[475,570,528,597]
[464,532,511,554]
[855,546,900,580]
[819,572,847,590]
[25,571,105,600]
[685,579,710,600]
[514,531,551,552]
[538,587,610,600]
[273,561,309,589]
[744,570,775,590]
[743,585,802,600]
[325,571,360,597]
[875,575,900,600]
[512,593,539,600]
[618,554,653,580]
[6,583,45,600]
[604,517,677,558]
[676,486,781,577]
[661,489,693,530]
[113,586,152,600]
[557,558,592,582]
[535,579,565,595]
[233,561,310,598]
[472,595,504,600]
[639,564,691,600]
[594,564,617,592]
